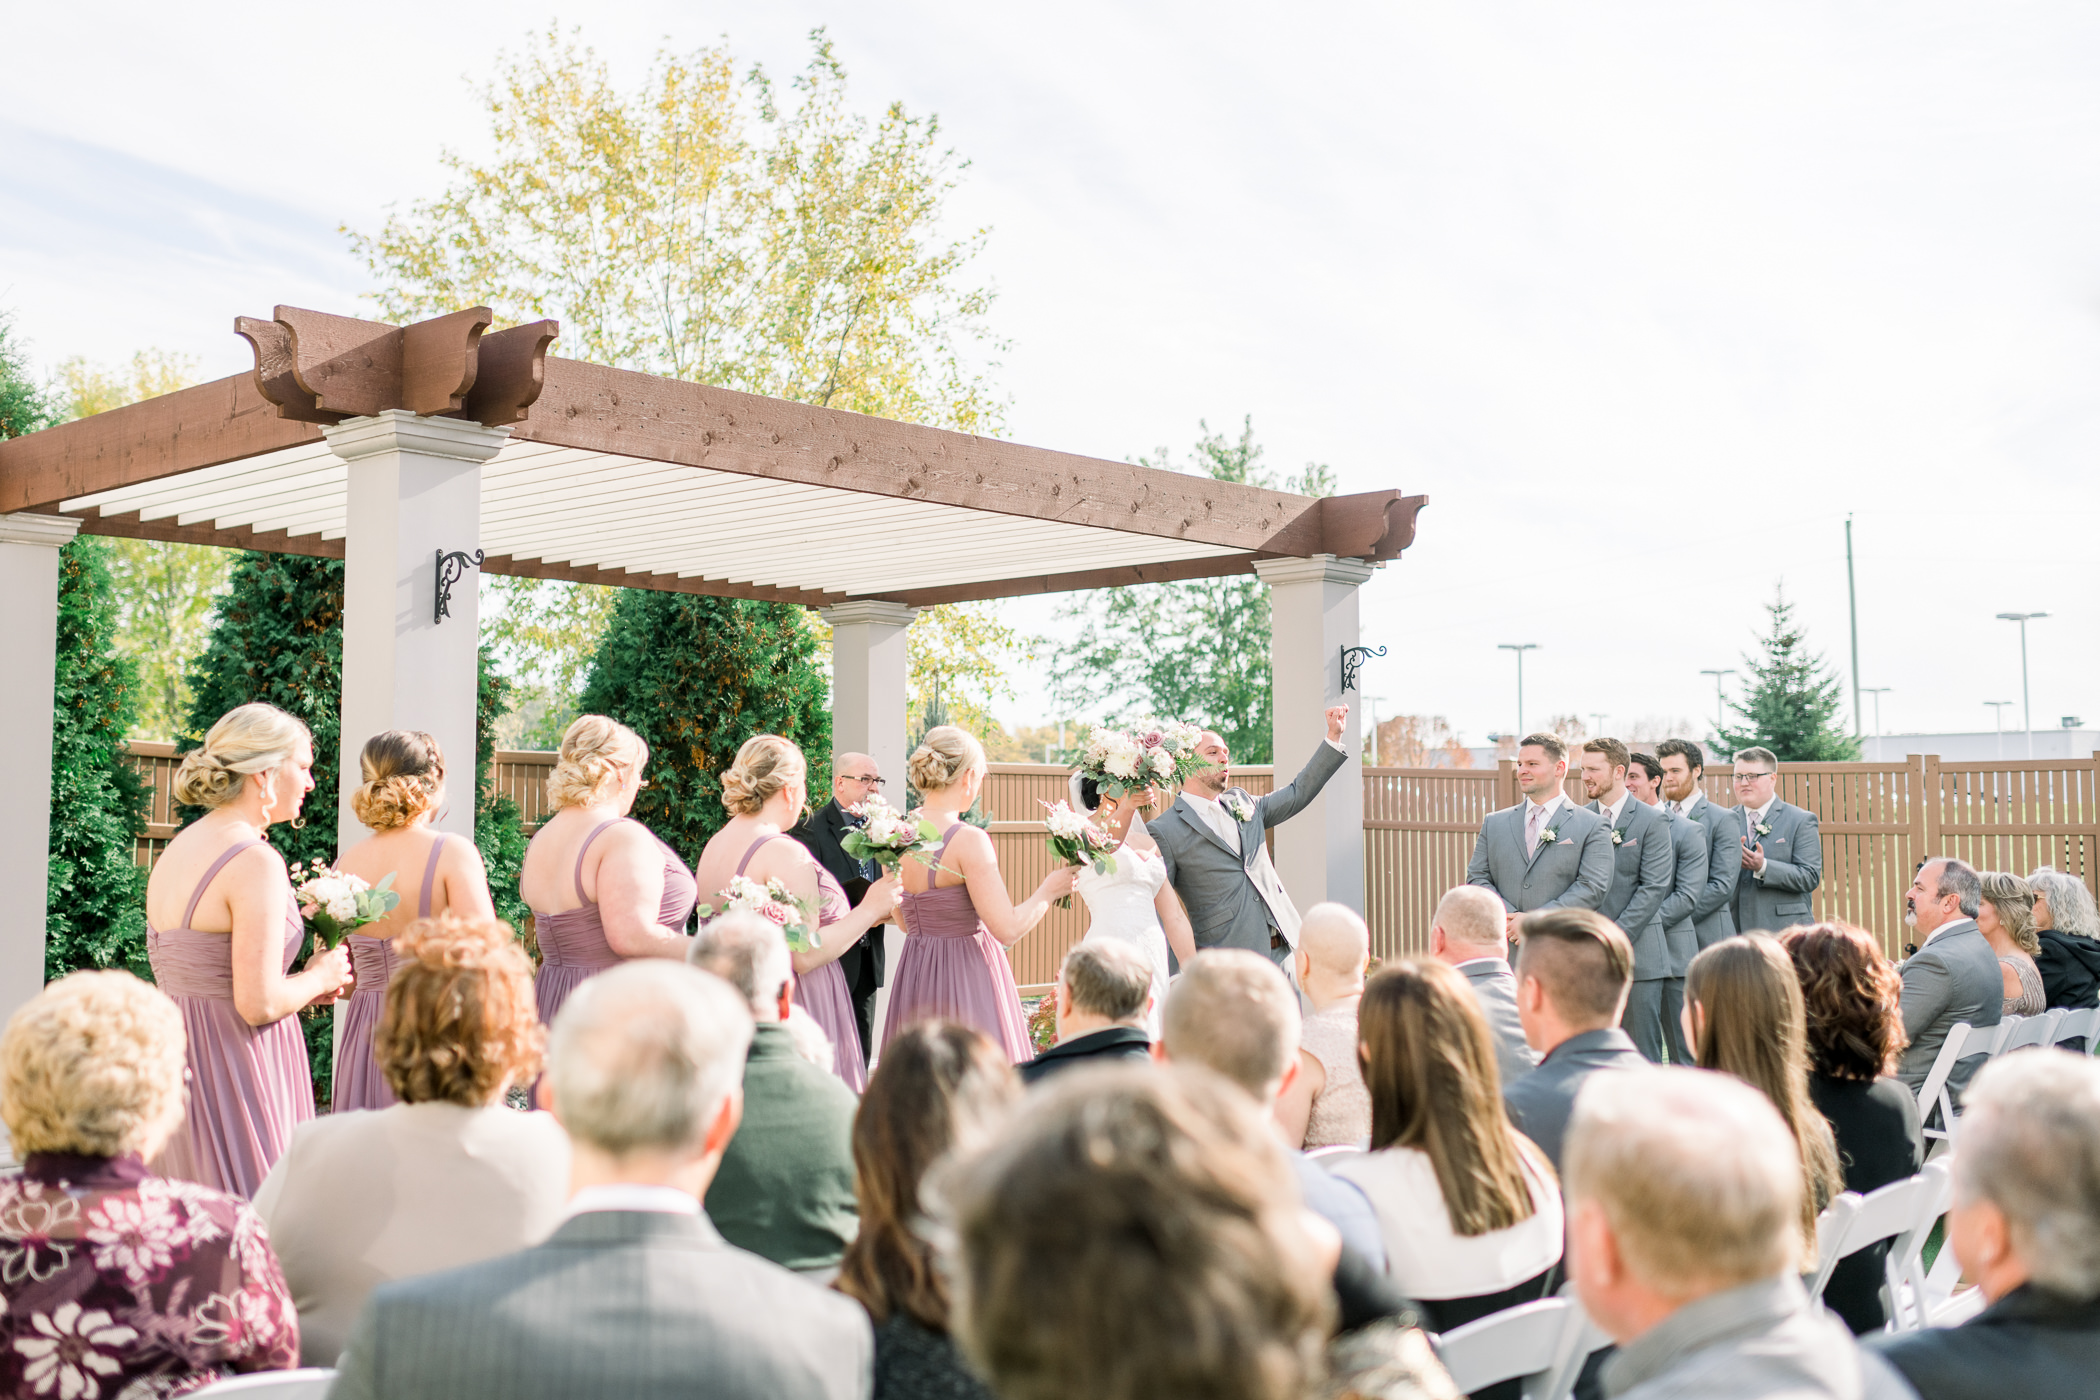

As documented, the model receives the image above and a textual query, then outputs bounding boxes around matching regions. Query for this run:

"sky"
[7,2,2099,746]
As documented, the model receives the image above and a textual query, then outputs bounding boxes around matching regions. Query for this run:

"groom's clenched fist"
[1325,705,1349,742]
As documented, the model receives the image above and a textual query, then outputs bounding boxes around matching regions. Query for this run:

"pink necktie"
[1526,805,1543,850]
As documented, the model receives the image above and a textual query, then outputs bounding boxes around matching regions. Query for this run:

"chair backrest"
[1981,1014,2024,1058]
[1534,1287,1613,1400]
[1806,1192,1864,1300]
[2000,1012,2060,1055]
[1435,1299,1573,1396]
[1883,1159,1955,1332]
[1916,1022,1973,1145]
[2051,1005,2099,1052]
[1307,1144,1366,1172]
[191,1371,338,1398]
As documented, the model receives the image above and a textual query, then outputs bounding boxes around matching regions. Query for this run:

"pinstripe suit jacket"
[329,1210,872,1400]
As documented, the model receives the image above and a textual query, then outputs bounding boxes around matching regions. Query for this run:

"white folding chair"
[1915,1023,1973,1151]
[1306,1144,1366,1172]
[1884,1160,1955,1332]
[1978,1014,2023,1059]
[1807,1173,1934,1318]
[1433,1299,1575,1400]
[2050,1005,2099,1053]
[1533,1291,1613,1400]
[1806,1192,1863,1300]
[191,1371,338,1398]
[1997,1011,2060,1056]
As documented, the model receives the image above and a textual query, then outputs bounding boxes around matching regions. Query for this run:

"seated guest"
[1331,959,1563,1339]
[2025,866,2100,1014]
[1976,872,2046,1016]
[1158,949,1387,1272]
[330,961,872,1400]
[1427,885,1539,1087]
[691,911,860,1276]
[1781,922,1924,1335]
[945,1064,1456,1400]
[1277,902,1376,1148]
[256,913,571,1363]
[1682,936,1844,1271]
[1896,857,2002,1097]
[838,1021,1018,1400]
[1500,908,1642,1168]
[0,972,298,1394]
[1020,939,1155,1085]
[1871,1051,2100,1400]
[1566,1068,1913,1400]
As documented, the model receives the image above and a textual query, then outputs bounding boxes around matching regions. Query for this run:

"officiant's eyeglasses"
[841,774,886,788]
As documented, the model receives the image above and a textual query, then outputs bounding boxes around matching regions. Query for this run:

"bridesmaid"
[146,703,354,1197]
[519,715,697,1027]
[692,735,899,1091]
[882,726,1075,1064]
[331,730,496,1111]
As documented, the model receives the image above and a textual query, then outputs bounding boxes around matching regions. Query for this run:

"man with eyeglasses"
[1725,746,1822,935]
[788,754,891,1066]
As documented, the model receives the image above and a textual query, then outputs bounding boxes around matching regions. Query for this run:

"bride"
[1071,773,1200,1037]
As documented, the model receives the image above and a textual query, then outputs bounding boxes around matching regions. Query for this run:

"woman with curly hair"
[254,913,570,1363]
[1779,921,1923,1334]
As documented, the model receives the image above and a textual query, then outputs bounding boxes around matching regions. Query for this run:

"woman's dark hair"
[1779,921,1908,1082]
[835,1020,1018,1329]
[1077,774,1102,812]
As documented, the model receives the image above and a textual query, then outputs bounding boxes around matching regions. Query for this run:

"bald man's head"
[832,751,882,806]
[1434,886,1507,953]
[1299,903,1369,980]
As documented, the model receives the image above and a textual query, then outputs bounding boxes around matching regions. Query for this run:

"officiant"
[789,752,890,1066]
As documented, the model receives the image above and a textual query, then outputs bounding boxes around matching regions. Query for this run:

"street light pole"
[1589,712,1607,740]
[1846,514,1862,740]
[1699,669,1736,742]
[1860,687,1890,760]
[1995,612,2050,759]
[1498,644,1539,737]
[1984,701,2015,760]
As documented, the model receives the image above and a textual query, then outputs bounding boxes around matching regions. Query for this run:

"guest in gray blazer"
[1896,858,2004,1099]
[1501,908,1644,1169]
[1428,884,1539,1085]
[330,961,873,1400]
[1579,739,1677,1063]
[1726,747,1822,935]
[1466,733,1613,927]
[1629,752,1709,1065]
[1657,739,1740,950]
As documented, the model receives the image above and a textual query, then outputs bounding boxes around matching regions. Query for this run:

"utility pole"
[1860,687,1890,760]
[1845,514,1862,739]
[1699,668,1736,742]
[1995,612,2050,758]
[1589,712,1607,740]
[1498,644,1539,737]
[1984,701,2015,760]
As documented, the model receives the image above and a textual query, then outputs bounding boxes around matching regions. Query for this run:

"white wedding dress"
[1074,827,1173,1039]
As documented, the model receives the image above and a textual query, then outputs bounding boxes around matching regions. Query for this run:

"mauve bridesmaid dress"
[732,835,868,1091]
[880,822,1034,1065]
[532,818,698,1028]
[331,833,450,1113]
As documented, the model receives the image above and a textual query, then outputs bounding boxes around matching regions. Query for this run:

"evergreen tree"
[1717,588,1862,762]
[0,312,52,439]
[45,539,151,980]
[475,645,530,930]
[576,593,830,867]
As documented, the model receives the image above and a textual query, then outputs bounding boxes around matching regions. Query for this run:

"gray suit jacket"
[1457,957,1539,1085]
[1729,798,1822,934]
[1465,799,1612,915]
[1589,797,1676,981]
[1678,792,1742,949]
[1151,740,1346,958]
[1656,807,1709,980]
[328,1210,873,1400]
[1500,1026,1645,1170]
[1606,1275,1916,1400]
[1896,920,2004,1096]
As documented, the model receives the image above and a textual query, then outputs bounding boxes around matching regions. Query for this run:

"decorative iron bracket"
[1339,644,1387,695]
[434,548,486,625]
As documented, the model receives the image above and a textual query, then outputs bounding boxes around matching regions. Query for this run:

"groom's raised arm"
[1259,705,1351,828]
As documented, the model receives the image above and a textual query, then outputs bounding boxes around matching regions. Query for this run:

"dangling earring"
[290,816,306,830]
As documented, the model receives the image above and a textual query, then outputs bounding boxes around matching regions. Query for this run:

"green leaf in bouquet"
[311,908,345,950]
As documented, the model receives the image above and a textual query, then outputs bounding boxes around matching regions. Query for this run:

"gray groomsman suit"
[329,1209,873,1400]
[1455,956,1540,1085]
[1896,917,2004,1100]
[1465,795,1613,915]
[1730,798,1822,934]
[1152,740,1346,966]
[1588,795,1676,1063]
[1674,790,1741,950]
[1654,805,1709,1065]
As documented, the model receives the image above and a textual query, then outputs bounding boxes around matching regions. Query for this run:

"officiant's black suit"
[790,799,885,1065]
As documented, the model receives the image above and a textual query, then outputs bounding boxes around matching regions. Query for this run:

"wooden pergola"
[0,304,1426,1022]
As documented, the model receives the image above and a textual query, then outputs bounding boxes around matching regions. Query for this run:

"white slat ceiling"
[62,439,1243,597]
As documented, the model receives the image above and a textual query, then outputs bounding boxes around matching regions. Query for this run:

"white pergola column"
[1254,554,1373,915]
[0,513,80,1038]
[323,411,509,853]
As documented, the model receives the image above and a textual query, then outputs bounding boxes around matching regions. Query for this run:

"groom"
[1150,705,1351,971]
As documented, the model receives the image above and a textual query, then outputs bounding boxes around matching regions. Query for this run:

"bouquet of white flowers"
[289,862,400,950]
[1128,717,1211,787]
[1075,718,1209,799]
[700,874,820,953]
[1040,799,1118,909]
[839,794,946,874]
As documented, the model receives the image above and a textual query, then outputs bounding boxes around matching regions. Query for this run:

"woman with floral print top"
[0,972,298,1397]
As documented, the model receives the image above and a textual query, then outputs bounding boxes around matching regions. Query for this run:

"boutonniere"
[1223,792,1254,822]
[1538,826,1559,847]
[1609,828,1625,846]
[1755,821,1772,837]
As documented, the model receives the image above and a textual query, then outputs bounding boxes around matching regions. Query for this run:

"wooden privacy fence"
[121,746,2100,968]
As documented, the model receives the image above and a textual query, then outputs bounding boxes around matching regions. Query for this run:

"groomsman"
[1465,733,1612,928]
[1724,746,1822,934]
[1627,751,1708,1064]
[1655,739,1740,950]
[1578,738,1675,1062]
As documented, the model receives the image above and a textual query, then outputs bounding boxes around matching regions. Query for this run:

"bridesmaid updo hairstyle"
[907,726,985,795]
[170,703,311,810]
[351,730,445,831]
[547,715,649,810]
[721,734,807,816]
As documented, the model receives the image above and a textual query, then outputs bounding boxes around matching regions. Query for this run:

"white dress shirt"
[1597,791,1631,828]
[1673,790,1707,819]
[1742,798,1776,881]
[560,1183,701,1222]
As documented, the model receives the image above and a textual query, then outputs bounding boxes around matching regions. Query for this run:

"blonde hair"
[378,914,544,1106]
[171,702,310,809]
[1979,871,2042,957]
[720,734,806,817]
[908,725,985,795]
[546,715,647,810]
[351,729,445,830]
[1,971,187,1158]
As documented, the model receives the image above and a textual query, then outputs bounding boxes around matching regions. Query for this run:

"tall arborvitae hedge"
[475,643,529,931]
[45,538,151,980]
[576,594,830,873]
